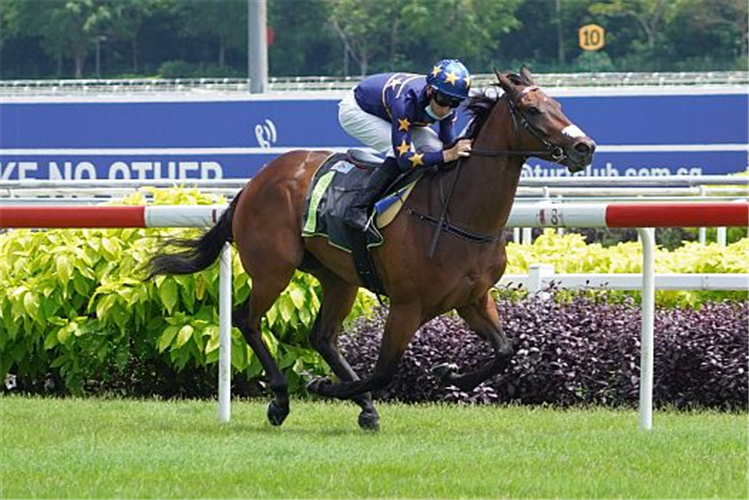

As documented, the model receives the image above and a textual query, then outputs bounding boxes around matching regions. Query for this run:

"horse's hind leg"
[233,267,297,426]
[433,292,514,392]
[308,270,379,431]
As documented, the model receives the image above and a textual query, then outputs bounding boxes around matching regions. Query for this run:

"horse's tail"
[148,193,241,277]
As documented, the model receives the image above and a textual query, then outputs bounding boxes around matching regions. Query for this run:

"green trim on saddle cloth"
[301,153,422,253]
[303,170,336,234]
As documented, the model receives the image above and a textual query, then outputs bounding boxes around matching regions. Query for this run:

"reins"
[426,157,464,259]
[417,85,567,257]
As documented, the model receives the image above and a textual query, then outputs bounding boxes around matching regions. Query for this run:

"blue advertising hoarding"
[1,88,747,181]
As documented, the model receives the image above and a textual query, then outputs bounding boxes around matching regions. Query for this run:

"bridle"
[470,85,567,163]
[417,83,570,257]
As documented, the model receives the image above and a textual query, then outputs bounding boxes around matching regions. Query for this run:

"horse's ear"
[495,69,516,97]
[520,66,535,85]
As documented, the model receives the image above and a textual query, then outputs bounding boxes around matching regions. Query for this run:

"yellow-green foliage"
[0,188,374,394]
[1,188,744,393]
[505,229,748,306]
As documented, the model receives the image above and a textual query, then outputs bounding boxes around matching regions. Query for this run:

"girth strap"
[408,208,502,244]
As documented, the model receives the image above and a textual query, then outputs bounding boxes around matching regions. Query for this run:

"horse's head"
[496,68,596,173]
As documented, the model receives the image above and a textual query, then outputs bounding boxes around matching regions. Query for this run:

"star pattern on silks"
[396,139,411,156]
[408,152,424,168]
[444,70,460,86]
[387,77,403,90]
[397,117,411,131]
[431,66,441,78]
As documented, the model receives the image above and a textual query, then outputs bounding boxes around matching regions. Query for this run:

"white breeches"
[338,89,443,158]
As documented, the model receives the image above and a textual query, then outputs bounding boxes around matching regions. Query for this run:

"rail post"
[637,227,655,431]
[528,264,555,293]
[218,243,233,423]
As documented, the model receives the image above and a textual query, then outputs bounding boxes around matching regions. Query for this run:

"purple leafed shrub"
[339,295,748,409]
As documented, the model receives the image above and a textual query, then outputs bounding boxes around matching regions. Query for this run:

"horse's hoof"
[267,400,289,426]
[307,377,332,396]
[358,410,380,432]
[431,362,459,381]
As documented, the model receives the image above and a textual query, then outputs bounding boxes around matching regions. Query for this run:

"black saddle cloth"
[301,152,385,252]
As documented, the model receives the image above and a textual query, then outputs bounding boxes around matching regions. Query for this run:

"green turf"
[0,396,746,499]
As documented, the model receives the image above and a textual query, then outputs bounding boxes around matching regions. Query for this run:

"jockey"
[339,58,474,231]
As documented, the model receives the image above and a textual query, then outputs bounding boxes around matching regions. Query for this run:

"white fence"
[2,71,747,96]
[500,264,749,292]
[1,201,747,430]
[2,176,747,248]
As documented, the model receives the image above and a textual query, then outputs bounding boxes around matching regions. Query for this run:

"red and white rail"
[0,205,225,229]
[1,201,747,430]
[1,201,746,229]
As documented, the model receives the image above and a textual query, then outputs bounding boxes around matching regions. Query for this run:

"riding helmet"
[426,59,471,101]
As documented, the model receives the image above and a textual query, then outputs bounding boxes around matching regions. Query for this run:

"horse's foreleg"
[434,292,514,392]
[308,303,421,404]
[308,272,379,431]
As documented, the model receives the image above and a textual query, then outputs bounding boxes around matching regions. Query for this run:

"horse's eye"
[526,106,541,116]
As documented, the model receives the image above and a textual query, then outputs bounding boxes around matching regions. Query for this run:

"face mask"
[425,103,450,121]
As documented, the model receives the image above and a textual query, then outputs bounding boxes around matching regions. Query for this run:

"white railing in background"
[1,201,747,431]
[500,264,749,292]
[1,71,747,96]
[3,176,746,247]
[2,175,746,202]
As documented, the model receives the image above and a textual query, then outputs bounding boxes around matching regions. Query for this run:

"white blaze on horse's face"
[562,124,586,139]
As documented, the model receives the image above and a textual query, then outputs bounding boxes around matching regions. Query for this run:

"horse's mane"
[463,71,532,139]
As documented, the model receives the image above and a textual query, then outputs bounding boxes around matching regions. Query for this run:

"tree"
[328,0,523,76]
[174,0,247,69]
[687,0,749,58]
[497,0,593,72]
[21,0,111,78]
[327,0,389,76]
[0,1,20,50]
[589,0,679,68]
[107,0,164,73]
[268,0,339,76]
[399,0,524,72]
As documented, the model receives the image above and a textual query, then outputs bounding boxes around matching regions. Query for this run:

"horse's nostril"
[575,141,594,156]
[575,142,591,155]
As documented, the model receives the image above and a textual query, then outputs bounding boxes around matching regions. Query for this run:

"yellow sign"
[579,24,605,51]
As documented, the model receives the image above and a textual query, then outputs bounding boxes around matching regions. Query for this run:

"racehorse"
[148,68,596,431]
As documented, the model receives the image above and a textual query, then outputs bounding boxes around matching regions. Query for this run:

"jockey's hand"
[443,138,472,163]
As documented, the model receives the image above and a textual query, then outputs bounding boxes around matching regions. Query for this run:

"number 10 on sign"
[579,24,606,51]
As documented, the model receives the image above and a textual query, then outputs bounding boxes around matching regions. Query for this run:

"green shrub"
[157,60,197,78]
[504,229,748,307]
[0,188,374,395]
[1,189,744,395]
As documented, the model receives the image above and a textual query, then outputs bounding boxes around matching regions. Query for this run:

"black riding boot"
[344,157,401,231]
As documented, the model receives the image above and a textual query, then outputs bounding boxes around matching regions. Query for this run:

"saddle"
[301,150,422,295]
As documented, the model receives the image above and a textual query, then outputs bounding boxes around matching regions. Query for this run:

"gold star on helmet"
[444,71,460,85]
[396,139,411,156]
[397,117,411,131]
[465,75,471,88]
[431,66,441,78]
[409,152,424,168]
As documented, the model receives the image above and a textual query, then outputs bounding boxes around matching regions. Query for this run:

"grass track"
[1,396,746,499]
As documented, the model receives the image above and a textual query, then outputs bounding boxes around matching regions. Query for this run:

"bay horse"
[149,68,596,431]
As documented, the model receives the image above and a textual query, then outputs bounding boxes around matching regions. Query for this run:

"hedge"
[1,188,745,397]
[340,296,748,410]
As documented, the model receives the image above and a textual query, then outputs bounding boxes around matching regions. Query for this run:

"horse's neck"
[448,101,524,235]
